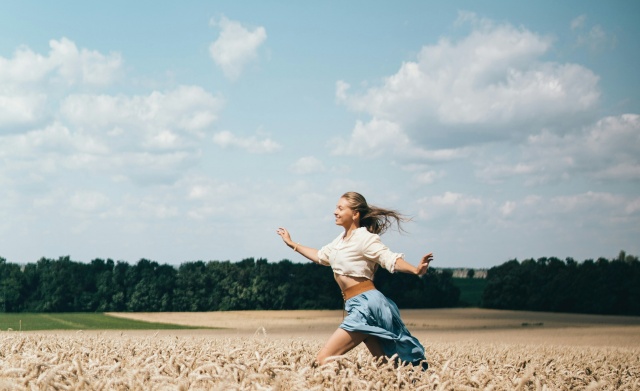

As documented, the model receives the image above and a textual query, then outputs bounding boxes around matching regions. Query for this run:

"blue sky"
[1,1,638,268]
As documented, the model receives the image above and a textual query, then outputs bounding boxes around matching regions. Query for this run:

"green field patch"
[453,277,488,307]
[0,313,204,331]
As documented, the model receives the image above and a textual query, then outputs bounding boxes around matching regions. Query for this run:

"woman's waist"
[337,276,376,301]
[334,273,370,289]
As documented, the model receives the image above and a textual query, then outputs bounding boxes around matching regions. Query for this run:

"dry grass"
[1,333,638,390]
[2,309,639,390]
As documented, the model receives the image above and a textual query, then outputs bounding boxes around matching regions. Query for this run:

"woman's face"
[334,197,358,228]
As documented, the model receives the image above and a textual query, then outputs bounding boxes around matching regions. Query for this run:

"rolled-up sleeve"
[362,233,403,273]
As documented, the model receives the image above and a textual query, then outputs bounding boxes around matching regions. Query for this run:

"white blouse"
[317,227,403,279]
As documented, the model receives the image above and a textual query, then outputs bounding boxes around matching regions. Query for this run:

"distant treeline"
[3,253,638,315]
[0,256,459,313]
[482,252,640,316]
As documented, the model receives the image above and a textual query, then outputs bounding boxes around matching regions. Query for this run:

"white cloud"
[336,12,600,155]
[48,38,123,86]
[0,37,229,229]
[0,84,223,191]
[400,163,443,185]
[209,15,267,81]
[70,191,110,213]
[500,191,640,229]
[571,15,587,30]
[212,130,281,153]
[330,118,410,157]
[478,114,640,184]
[0,121,107,158]
[0,37,121,87]
[500,201,516,217]
[0,38,123,130]
[417,191,483,220]
[414,170,442,185]
[290,156,325,175]
[61,85,222,137]
[135,196,180,220]
[0,92,48,128]
[570,15,616,52]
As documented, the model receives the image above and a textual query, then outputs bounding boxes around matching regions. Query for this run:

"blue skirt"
[340,289,428,369]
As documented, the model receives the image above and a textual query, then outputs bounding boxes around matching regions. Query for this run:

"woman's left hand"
[416,253,433,276]
[276,227,294,248]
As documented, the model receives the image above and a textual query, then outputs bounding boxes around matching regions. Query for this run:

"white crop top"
[317,227,403,279]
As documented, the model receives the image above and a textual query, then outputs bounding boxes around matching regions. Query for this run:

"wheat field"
[1,309,639,390]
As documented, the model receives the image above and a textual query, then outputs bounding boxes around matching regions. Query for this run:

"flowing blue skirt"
[340,289,428,369]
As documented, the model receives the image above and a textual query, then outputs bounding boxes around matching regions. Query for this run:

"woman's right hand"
[276,227,293,247]
[416,253,433,276]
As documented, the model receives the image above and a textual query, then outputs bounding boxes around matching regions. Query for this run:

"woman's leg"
[363,335,385,359]
[316,328,385,365]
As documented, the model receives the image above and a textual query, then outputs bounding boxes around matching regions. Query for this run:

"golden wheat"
[0,332,638,390]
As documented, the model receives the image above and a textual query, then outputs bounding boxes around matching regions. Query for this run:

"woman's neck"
[343,224,360,240]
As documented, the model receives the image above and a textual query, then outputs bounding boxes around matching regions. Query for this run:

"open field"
[2,309,639,390]
[0,312,201,331]
[108,307,640,347]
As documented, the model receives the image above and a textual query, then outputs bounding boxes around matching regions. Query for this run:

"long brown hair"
[341,191,410,235]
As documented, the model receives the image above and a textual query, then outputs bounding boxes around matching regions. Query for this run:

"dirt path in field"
[106,308,640,347]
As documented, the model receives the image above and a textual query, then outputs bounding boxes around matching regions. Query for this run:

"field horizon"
[104,307,640,347]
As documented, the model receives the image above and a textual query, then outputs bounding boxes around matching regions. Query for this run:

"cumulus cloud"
[0,36,234,246]
[499,192,640,231]
[0,37,121,86]
[209,15,267,81]
[417,191,483,221]
[400,163,444,185]
[334,12,601,156]
[212,130,281,154]
[0,38,224,186]
[478,114,640,184]
[70,191,110,213]
[330,118,411,157]
[571,15,587,30]
[0,38,123,130]
[0,93,48,129]
[290,156,325,175]
[417,190,639,246]
[0,85,223,186]
[571,15,616,52]
[48,38,123,86]
[60,85,223,150]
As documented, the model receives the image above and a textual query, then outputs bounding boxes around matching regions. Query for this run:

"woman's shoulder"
[354,227,379,240]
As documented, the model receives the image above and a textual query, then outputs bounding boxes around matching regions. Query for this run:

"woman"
[276,191,433,369]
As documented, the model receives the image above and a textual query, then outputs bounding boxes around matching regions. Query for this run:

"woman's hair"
[341,191,410,235]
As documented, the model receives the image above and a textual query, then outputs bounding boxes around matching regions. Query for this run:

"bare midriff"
[334,273,371,292]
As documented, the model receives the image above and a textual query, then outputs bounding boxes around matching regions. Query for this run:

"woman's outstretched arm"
[394,253,433,276]
[276,227,321,264]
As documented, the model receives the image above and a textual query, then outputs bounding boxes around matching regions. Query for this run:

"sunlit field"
[1,309,639,390]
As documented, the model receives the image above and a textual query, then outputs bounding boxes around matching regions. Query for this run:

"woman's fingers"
[276,228,292,245]
[416,253,433,276]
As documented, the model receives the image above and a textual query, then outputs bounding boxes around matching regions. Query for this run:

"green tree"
[0,258,26,312]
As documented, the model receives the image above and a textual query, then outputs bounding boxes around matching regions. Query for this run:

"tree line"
[0,256,459,313]
[3,252,637,315]
[481,251,640,316]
